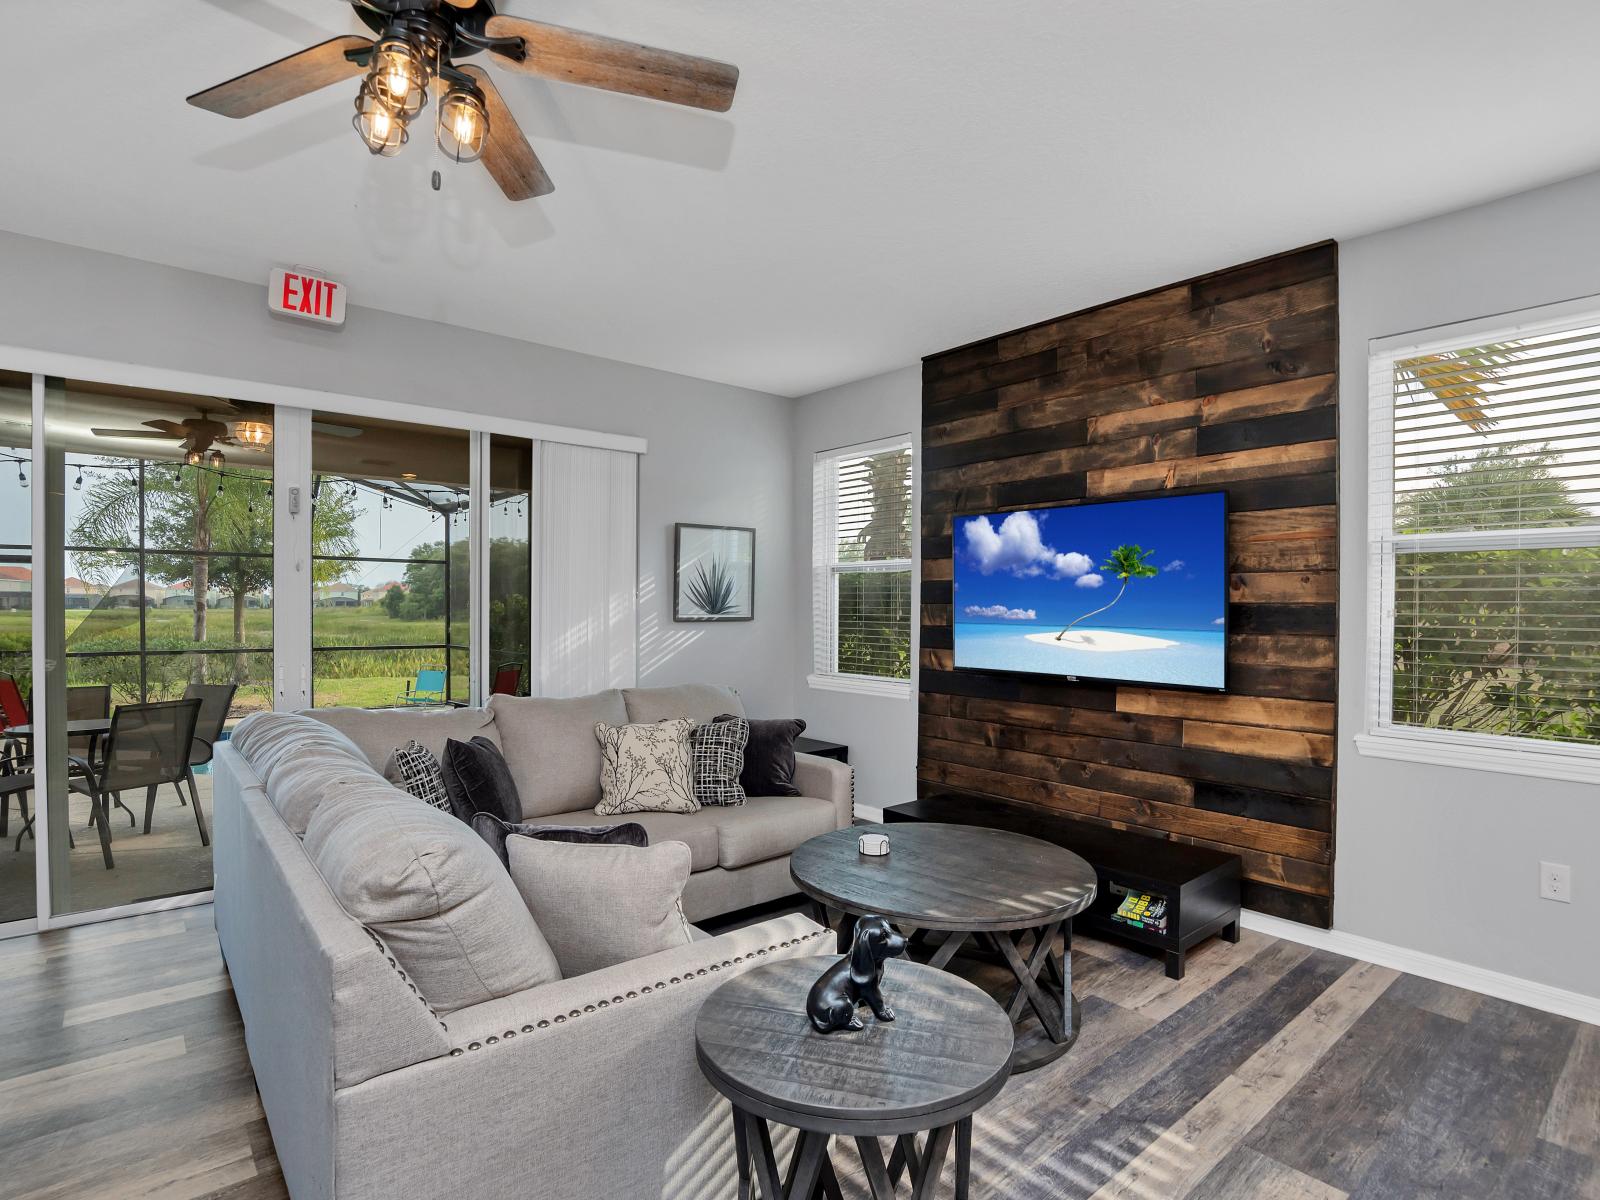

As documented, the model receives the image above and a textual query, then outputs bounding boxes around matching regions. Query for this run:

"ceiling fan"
[186,0,740,201]
[90,414,361,466]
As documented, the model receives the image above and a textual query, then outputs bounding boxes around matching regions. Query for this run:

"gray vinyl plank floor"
[2,904,1596,1199]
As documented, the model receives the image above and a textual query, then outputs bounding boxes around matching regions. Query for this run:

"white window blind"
[1366,303,1600,769]
[811,437,914,693]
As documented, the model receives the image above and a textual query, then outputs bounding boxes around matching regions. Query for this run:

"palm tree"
[1394,342,1520,433]
[1056,544,1158,640]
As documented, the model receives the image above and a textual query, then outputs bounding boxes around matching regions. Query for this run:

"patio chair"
[0,675,28,766]
[83,699,206,848]
[490,662,522,697]
[183,682,238,786]
[399,668,447,706]
[66,684,111,764]
[1,755,30,844]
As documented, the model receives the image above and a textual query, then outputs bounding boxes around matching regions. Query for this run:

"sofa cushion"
[713,796,839,869]
[439,736,522,824]
[489,691,628,818]
[622,684,744,725]
[469,813,649,869]
[595,719,698,816]
[307,706,500,775]
[267,753,397,837]
[506,838,694,976]
[518,808,720,872]
[305,789,561,1015]
[231,710,367,786]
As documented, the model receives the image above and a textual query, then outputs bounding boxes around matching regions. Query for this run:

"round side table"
[791,822,1097,1072]
[696,957,1014,1199]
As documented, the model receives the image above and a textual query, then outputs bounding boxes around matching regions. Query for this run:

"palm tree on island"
[1056,544,1159,639]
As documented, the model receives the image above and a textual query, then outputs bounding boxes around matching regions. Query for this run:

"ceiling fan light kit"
[187,0,739,202]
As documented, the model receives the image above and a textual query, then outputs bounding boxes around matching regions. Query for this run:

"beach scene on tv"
[952,493,1227,689]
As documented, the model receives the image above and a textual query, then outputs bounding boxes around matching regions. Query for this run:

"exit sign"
[269,268,346,326]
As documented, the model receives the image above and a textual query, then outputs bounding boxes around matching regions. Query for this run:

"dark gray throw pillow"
[470,813,650,868]
[720,714,805,797]
[440,736,522,825]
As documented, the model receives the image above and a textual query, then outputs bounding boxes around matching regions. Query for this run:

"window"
[1363,300,1600,782]
[811,437,914,696]
[310,411,472,709]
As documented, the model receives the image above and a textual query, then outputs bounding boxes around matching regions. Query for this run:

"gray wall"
[1338,170,1600,1000]
[790,366,921,817]
[0,231,797,715]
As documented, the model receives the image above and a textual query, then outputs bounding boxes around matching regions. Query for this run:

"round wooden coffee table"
[791,822,1097,1072]
[696,957,1013,1199]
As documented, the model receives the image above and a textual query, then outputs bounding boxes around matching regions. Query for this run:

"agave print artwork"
[674,524,755,621]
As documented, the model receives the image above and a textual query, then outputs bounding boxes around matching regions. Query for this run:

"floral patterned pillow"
[593,718,699,816]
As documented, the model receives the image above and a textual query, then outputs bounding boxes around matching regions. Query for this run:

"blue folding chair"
[399,668,447,706]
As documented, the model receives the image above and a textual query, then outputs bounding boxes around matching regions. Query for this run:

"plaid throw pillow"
[392,740,450,811]
[690,716,749,807]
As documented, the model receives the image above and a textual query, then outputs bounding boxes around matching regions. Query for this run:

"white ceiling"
[6,0,1600,397]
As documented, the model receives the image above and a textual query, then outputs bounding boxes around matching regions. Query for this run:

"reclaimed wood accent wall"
[917,242,1338,927]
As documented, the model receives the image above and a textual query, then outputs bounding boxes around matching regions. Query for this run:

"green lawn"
[0,606,465,714]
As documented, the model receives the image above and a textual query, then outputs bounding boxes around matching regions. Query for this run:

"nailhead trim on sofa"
[363,928,452,1033]
[446,929,829,1057]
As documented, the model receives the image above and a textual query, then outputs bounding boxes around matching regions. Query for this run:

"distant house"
[315,582,363,608]
[63,576,107,610]
[0,564,29,611]
[106,578,171,608]
[364,580,405,605]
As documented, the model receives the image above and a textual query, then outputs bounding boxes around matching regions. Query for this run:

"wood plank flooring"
[1,907,1595,1199]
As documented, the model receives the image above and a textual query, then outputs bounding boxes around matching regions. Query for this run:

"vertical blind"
[812,438,914,682]
[1369,313,1600,749]
[536,442,639,698]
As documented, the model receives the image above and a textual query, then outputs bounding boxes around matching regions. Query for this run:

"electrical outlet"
[1540,861,1572,903]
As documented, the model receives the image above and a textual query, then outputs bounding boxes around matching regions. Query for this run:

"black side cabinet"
[885,793,1242,979]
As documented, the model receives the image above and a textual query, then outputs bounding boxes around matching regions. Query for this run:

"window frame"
[809,434,915,699]
[1362,295,1600,784]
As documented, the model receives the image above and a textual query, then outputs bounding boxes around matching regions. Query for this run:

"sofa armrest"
[332,913,833,1200]
[794,752,853,829]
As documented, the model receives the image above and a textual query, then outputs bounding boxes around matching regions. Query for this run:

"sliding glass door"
[39,378,276,914]
[0,370,586,933]
[308,411,473,709]
[0,371,34,927]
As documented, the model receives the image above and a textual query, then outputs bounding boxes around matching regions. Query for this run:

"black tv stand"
[884,793,1242,979]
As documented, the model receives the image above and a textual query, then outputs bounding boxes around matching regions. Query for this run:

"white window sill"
[807,673,912,700]
[1354,731,1600,786]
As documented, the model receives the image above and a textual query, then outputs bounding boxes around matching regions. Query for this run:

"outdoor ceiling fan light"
[233,420,273,448]
[437,81,489,163]
[370,35,430,119]
[353,77,408,157]
[184,448,203,467]
[207,449,226,468]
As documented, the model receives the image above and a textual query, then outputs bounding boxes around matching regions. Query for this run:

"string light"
[74,468,84,491]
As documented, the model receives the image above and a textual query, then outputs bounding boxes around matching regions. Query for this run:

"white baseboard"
[1241,910,1600,1027]
[855,804,885,823]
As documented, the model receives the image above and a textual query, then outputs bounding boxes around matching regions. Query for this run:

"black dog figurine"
[806,915,908,1034]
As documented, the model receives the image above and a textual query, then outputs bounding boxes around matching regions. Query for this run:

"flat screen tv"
[952,491,1228,691]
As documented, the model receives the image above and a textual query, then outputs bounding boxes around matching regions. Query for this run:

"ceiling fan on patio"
[185,0,740,201]
[88,414,363,467]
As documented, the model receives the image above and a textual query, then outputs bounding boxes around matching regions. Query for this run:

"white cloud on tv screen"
[961,512,1092,580]
[964,604,1037,620]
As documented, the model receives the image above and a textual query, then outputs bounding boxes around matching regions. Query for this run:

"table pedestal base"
[735,1108,974,1200]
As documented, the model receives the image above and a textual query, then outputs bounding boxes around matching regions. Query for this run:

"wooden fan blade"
[187,35,373,118]
[483,16,738,112]
[143,420,189,435]
[460,66,554,201]
[91,429,173,439]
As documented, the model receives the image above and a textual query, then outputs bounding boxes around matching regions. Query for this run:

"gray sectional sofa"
[213,683,842,1200]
